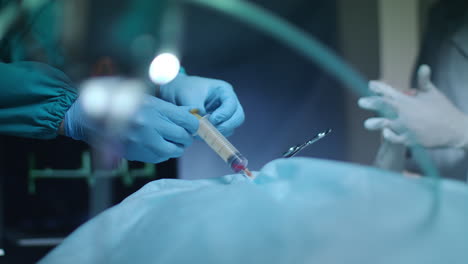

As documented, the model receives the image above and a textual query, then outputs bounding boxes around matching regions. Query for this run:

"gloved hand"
[358,65,468,149]
[64,79,199,164]
[160,73,244,136]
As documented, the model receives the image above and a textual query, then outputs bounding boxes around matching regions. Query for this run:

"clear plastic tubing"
[191,110,253,178]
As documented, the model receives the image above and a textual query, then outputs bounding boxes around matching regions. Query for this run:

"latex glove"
[160,73,244,136]
[358,65,468,149]
[64,79,199,164]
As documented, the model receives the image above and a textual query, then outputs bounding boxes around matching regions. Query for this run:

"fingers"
[168,106,200,135]
[363,116,411,145]
[369,81,400,99]
[358,96,388,110]
[364,118,392,131]
[124,133,185,164]
[157,105,197,147]
[417,64,433,91]
[145,126,187,160]
[208,83,239,126]
[358,96,398,118]
[155,139,185,158]
[157,121,194,148]
[149,97,199,135]
[215,104,245,137]
[382,127,407,145]
[144,140,185,163]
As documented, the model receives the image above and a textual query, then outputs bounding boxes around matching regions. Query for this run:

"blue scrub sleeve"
[0,61,78,139]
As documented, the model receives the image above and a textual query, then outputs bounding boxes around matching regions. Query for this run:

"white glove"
[358,65,468,149]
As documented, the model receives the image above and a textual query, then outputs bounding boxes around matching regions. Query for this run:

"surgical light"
[148,53,180,85]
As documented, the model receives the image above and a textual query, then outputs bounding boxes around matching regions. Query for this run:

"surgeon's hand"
[64,81,199,163]
[159,73,244,136]
[358,65,468,149]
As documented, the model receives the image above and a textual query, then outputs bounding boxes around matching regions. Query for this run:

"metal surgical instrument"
[282,129,332,158]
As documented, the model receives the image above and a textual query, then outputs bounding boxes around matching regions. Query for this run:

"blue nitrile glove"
[160,73,244,137]
[64,83,199,164]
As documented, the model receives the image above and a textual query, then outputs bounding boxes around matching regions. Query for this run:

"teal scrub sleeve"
[0,61,78,139]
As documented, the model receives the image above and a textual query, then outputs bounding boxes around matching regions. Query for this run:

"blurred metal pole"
[157,1,184,57]
[62,0,90,79]
[337,0,381,165]
[89,150,115,218]
[89,175,113,218]
[62,0,89,53]
[378,0,420,89]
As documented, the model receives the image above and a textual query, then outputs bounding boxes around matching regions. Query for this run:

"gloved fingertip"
[208,114,221,125]
[188,118,200,135]
[382,128,393,140]
[418,64,431,77]
[179,107,199,134]
[357,97,371,108]
[364,119,377,130]
[364,118,389,130]
[223,130,234,138]
[418,64,433,90]
[185,138,194,147]
[196,107,208,117]
[368,81,382,92]
[369,80,384,90]
[363,119,373,130]
[382,127,405,144]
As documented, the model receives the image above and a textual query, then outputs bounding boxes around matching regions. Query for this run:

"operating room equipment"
[185,0,440,179]
[190,109,252,178]
[283,129,332,158]
[27,152,156,193]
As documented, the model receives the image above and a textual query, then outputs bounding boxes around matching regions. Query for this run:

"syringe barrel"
[196,116,248,172]
[227,152,249,173]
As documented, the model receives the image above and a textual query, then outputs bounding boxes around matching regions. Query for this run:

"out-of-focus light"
[80,79,112,119]
[110,80,145,122]
[149,53,180,85]
[81,78,146,126]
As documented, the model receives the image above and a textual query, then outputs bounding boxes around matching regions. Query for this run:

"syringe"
[190,109,253,178]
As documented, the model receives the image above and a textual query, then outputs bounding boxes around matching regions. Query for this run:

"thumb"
[417,64,434,92]
[190,104,207,117]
